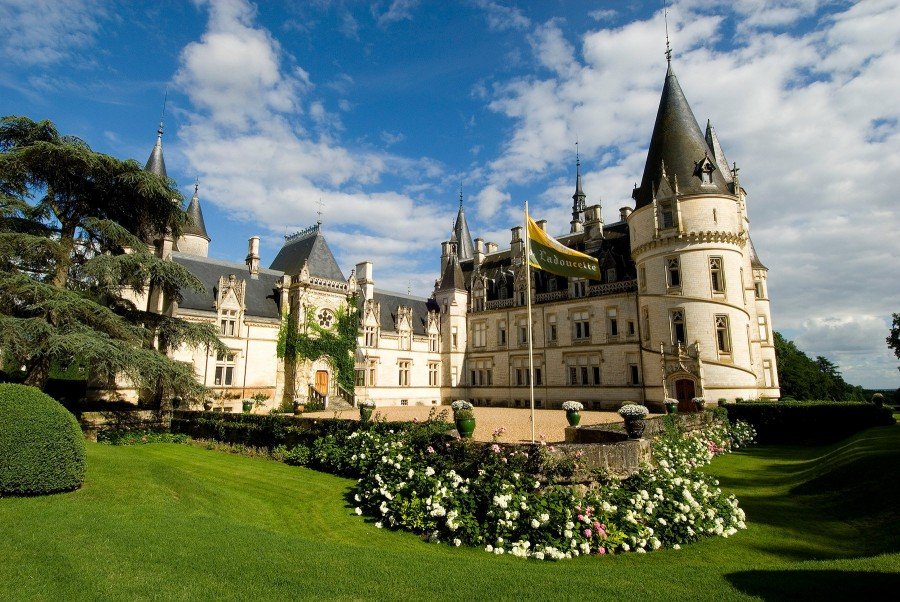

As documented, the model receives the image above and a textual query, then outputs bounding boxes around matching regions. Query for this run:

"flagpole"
[524,200,536,445]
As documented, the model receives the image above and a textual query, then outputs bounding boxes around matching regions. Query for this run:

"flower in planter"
[359,399,376,408]
[451,400,473,413]
[618,403,649,420]
[562,401,583,412]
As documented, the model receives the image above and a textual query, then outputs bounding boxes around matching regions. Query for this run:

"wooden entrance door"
[675,378,696,412]
[315,370,329,396]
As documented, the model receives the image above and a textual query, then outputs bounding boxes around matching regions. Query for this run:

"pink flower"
[548,445,556,452]
[593,521,602,532]
[575,450,584,459]
[491,444,501,454]
[598,547,606,555]
[413,417,418,423]
[583,528,593,538]
[426,446,435,454]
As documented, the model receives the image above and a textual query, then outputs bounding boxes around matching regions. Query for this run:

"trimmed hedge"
[170,410,451,450]
[723,401,895,445]
[0,383,86,495]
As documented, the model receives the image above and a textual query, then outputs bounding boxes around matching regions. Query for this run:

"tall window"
[607,307,618,338]
[659,201,676,229]
[629,364,640,385]
[450,366,458,387]
[214,351,236,386]
[715,315,732,354]
[428,362,440,386]
[642,306,650,341]
[364,326,377,347]
[398,361,410,386]
[605,267,617,282]
[473,322,487,348]
[627,320,635,337]
[517,318,528,345]
[758,315,769,342]
[451,326,458,350]
[639,266,646,292]
[670,309,686,345]
[710,257,725,293]
[666,256,681,288]
[547,314,558,343]
[220,310,237,336]
[763,359,774,387]
[754,280,765,299]
[567,357,599,385]
[355,370,365,386]
[367,360,377,386]
[429,332,438,352]
[498,320,507,346]
[471,360,492,386]
[399,330,411,351]
[573,311,590,340]
[571,279,587,298]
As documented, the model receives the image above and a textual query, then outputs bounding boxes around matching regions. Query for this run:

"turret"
[246,236,260,278]
[570,148,586,233]
[176,182,211,257]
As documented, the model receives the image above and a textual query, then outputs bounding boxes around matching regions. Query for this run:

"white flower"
[375,522,383,529]
[355,507,362,515]
[673,544,681,550]
[425,467,435,477]
[453,538,462,547]
[531,519,540,529]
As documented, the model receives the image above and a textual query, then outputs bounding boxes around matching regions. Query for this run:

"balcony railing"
[476,279,639,312]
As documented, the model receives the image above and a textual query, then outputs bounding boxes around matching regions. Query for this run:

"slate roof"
[453,202,475,261]
[437,254,466,291]
[268,227,346,280]
[632,64,731,208]
[144,126,167,178]
[182,184,210,240]
[171,252,283,319]
[748,238,767,270]
[369,289,439,336]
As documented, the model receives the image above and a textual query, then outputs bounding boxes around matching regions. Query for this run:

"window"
[547,314,557,343]
[571,279,587,298]
[367,361,377,386]
[498,320,507,346]
[473,322,486,348]
[317,308,334,328]
[592,366,601,385]
[671,309,686,345]
[605,267,617,282]
[355,370,366,386]
[428,362,439,386]
[517,290,526,305]
[364,326,377,347]
[754,281,765,299]
[666,256,681,288]
[429,332,438,352]
[450,366,458,387]
[710,257,725,293]
[398,361,410,386]
[471,359,492,386]
[758,315,769,342]
[535,367,542,386]
[607,307,618,338]
[568,366,577,385]
[473,296,484,311]
[547,278,557,292]
[639,266,646,292]
[629,364,640,385]
[642,306,650,341]
[715,315,732,354]
[451,326,458,350]
[513,358,539,386]
[659,201,676,229]
[400,399,408,406]
[628,320,636,337]
[573,311,590,340]
[567,356,599,385]
[220,310,237,336]
[399,330,411,351]
[214,351,236,386]
[517,318,528,345]
[763,359,774,387]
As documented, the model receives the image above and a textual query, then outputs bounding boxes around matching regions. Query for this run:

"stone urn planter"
[242,400,253,413]
[665,400,678,415]
[618,403,649,440]
[293,400,305,415]
[562,401,583,427]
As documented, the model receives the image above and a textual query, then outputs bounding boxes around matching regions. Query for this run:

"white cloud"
[376,0,420,27]
[0,0,105,65]
[176,0,451,286]
[471,0,531,31]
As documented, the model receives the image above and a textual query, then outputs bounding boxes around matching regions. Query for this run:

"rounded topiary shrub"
[0,383,86,495]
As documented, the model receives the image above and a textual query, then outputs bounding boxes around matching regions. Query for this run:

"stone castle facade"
[137,62,779,412]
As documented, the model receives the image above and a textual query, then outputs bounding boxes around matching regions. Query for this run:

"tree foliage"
[773,332,865,401]
[887,313,900,372]
[0,116,224,401]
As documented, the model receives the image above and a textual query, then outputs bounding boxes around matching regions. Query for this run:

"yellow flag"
[526,214,600,280]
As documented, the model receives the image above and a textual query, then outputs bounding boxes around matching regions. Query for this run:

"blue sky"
[2,0,899,388]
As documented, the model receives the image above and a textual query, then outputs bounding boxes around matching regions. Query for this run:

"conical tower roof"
[705,119,733,183]
[453,192,475,261]
[632,65,730,208]
[144,122,167,178]
[748,238,767,270]
[437,253,466,292]
[183,182,210,241]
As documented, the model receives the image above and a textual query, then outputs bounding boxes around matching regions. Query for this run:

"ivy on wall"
[277,296,359,393]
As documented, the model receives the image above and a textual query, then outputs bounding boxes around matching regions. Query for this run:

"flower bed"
[271,412,756,560]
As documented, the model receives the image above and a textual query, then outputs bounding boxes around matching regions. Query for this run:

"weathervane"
[316,198,325,225]
[664,6,673,64]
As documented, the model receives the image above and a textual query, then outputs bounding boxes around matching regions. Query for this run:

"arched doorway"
[674,378,696,412]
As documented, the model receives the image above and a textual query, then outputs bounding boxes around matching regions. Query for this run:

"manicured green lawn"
[2,428,899,600]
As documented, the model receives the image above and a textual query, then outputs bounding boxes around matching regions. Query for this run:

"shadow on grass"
[726,569,900,601]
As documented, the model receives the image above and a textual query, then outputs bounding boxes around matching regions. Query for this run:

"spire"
[631,63,731,208]
[705,119,733,183]
[453,191,475,261]
[570,142,587,233]
[182,180,210,241]
[437,252,466,292]
[144,96,168,178]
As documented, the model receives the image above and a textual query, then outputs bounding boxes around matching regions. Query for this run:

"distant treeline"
[774,332,870,402]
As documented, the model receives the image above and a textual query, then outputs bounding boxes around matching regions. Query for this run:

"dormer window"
[695,155,717,185]
[659,201,676,229]
[220,310,238,336]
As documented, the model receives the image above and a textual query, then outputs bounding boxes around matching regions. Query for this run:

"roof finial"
[316,198,324,225]
[193,177,199,198]
[158,90,168,137]
[459,182,463,209]
[664,6,673,65]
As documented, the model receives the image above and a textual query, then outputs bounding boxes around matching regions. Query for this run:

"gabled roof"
[171,252,283,319]
[369,289,439,336]
[144,125,167,178]
[268,225,346,281]
[632,65,731,208]
[182,183,209,240]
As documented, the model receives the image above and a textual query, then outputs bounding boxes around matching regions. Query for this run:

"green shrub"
[0,383,86,495]
[724,401,895,445]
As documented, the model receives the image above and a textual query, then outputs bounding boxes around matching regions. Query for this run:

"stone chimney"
[246,236,260,279]
[510,226,524,265]
[485,242,498,254]
[619,206,633,221]
[536,219,548,231]
[356,261,375,301]
[474,238,485,268]
[584,205,605,252]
